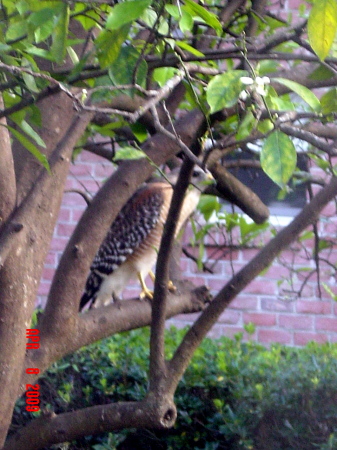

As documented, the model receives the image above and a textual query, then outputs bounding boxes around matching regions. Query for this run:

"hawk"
[79,168,207,310]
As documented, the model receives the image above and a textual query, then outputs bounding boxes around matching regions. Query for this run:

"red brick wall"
[39,1,337,346]
[38,150,337,346]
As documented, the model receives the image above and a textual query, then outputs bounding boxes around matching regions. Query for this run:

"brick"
[230,296,258,310]
[294,332,328,346]
[316,284,337,300]
[218,310,241,325]
[37,281,51,296]
[56,223,75,238]
[296,300,332,315]
[78,150,104,163]
[315,317,337,332]
[290,283,314,299]
[261,297,295,312]
[206,247,240,262]
[50,237,68,252]
[205,278,228,292]
[246,280,277,296]
[64,192,89,207]
[40,268,55,282]
[174,312,201,323]
[240,248,260,261]
[94,163,113,178]
[71,208,86,223]
[279,314,313,330]
[57,208,71,223]
[264,265,290,279]
[258,329,292,345]
[210,326,251,341]
[71,162,93,177]
[243,312,276,327]
[44,252,57,266]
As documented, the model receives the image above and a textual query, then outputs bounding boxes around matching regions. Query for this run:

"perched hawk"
[79,169,207,310]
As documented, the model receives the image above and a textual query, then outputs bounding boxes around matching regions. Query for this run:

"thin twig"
[128,70,185,123]
[150,106,204,167]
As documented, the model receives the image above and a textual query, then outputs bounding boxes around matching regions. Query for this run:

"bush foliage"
[13,327,337,449]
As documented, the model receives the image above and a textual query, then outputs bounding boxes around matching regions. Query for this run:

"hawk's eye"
[192,169,202,178]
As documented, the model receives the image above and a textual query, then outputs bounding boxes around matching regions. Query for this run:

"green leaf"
[114,146,146,161]
[184,0,222,36]
[244,322,256,335]
[308,0,337,61]
[25,46,55,61]
[322,283,337,301]
[106,0,152,30]
[165,5,180,19]
[130,123,148,143]
[22,70,39,93]
[7,125,50,172]
[179,10,194,33]
[273,77,321,111]
[140,7,168,35]
[299,230,315,241]
[321,88,337,113]
[6,20,28,41]
[260,131,296,188]
[96,24,131,68]
[236,111,256,140]
[51,3,70,64]
[108,46,147,88]
[309,64,335,81]
[28,8,56,43]
[153,67,179,87]
[19,120,46,148]
[175,41,204,57]
[73,4,100,31]
[197,195,220,221]
[206,71,248,113]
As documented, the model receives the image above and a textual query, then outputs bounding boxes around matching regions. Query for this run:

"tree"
[1,0,337,448]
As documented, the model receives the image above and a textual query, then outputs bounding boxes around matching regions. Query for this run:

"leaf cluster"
[13,327,337,449]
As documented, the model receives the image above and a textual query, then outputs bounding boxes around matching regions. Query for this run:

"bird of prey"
[79,168,207,310]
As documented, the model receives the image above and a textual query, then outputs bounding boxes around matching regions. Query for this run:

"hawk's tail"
[79,271,103,311]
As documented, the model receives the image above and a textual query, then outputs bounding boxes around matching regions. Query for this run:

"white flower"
[239,75,270,99]
[239,90,249,100]
[240,76,254,85]
[255,76,270,96]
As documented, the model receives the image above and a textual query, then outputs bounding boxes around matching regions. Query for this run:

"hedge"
[11,327,337,449]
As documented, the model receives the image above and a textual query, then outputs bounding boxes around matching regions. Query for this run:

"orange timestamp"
[25,329,40,412]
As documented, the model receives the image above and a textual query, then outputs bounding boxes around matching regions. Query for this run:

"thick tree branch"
[280,124,337,156]
[209,163,270,224]
[0,94,15,226]
[4,399,176,450]
[22,284,211,393]
[0,97,93,445]
[149,159,197,394]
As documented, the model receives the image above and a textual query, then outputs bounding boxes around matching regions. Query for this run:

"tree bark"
[0,91,93,446]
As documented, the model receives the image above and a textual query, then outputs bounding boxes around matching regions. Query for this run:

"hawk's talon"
[168,280,176,292]
[139,288,154,300]
[150,270,176,292]
[138,272,154,300]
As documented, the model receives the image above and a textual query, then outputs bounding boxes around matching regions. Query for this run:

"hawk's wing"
[80,185,165,309]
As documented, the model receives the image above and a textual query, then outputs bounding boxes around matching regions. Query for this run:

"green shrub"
[12,327,337,449]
